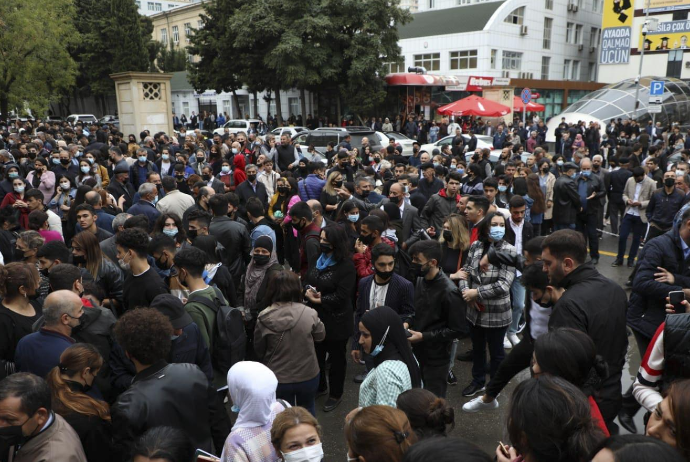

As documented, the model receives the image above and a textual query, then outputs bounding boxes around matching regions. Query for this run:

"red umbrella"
[513,95,545,112]
[437,95,511,117]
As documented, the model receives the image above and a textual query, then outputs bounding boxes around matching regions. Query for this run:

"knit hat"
[254,235,274,253]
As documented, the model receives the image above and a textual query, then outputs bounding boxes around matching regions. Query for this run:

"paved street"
[309,231,644,458]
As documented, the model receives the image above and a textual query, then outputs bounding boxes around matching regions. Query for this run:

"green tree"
[109,0,151,74]
[0,0,79,118]
[153,41,189,73]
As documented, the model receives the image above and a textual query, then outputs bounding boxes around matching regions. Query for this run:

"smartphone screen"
[669,291,684,313]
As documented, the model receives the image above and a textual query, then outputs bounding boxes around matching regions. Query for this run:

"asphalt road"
[311,232,645,458]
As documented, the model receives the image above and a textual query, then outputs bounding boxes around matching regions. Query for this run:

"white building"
[136,0,195,17]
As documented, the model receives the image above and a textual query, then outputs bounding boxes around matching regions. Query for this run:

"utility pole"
[632,0,651,120]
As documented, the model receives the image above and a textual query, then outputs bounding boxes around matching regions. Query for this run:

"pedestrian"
[131,427,195,462]
[613,166,656,268]
[270,407,324,462]
[396,388,455,440]
[552,162,581,231]
[345,406,417,462]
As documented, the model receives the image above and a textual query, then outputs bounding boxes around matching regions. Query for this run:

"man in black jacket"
[552,162,581,230]
[234,163,268,221]
[207,194,251,286]
[542,230,627,429]
[110,308,229,459]
[575,158,605,264]
[107,163,135,211]
[645,170,686,242]
[608,157,633,235]
[407,240,468,398]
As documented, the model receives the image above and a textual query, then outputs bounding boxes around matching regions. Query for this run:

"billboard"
[646,0,690,13]
[600,0,633,65]
[638,20,690,51]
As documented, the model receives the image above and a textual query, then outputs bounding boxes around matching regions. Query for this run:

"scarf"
[227,361,278,430]
[244,249,279,317]
[316,252,337,271]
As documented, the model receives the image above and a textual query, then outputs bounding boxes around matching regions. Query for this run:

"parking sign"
[649,80,665,104]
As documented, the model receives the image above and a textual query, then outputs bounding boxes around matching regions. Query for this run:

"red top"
[588,396,610,437]
[0,193,29,229]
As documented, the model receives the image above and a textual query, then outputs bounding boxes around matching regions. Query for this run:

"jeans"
[485,335,534,399]
[448,339,459,373]
[316,339,348,399]
[508,279,525,335]
[616,214,646,263]
[609,201,626,235]
[276,373,320,416]
[469,323,508,386]
[554,223,576,231]
[576,212,599,258]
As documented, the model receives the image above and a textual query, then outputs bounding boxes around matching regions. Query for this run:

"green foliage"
[154,41,189,73]
[0,0,80,117]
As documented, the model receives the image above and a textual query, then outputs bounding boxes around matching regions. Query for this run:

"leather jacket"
[209,216,252,281]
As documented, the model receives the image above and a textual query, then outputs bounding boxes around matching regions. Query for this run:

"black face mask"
[0,420,28,448]
[277,186,290,194]
[14,248,26,261]
[360,233,375,246]
[292,219,306,231]
[202,174,211,181]
[409,262,430,278]
[247,174,257,182]
[360,190,370,198]
[187,228,198,240]
[374,158,381,164]
[176,174,185,181]
[375,268,394,281]
[334,180,343,188]
[665,177,676,188]
[155,254,170,270]
[442,230,453,243]
[320,243,333,254]
[60,158,70,165]
[253,254,270,266]
[72,254,86,266]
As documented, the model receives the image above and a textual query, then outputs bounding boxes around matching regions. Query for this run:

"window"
[672,10,689,20]
[590,27,600,48]
[504,7,525,25]
[135,1,141,7]
[543,18,553,49]
[160,28,167,44]
[449,50,478,70]
[197,20,203,29]
[563,59,572,79]
[541,56,551,80]
[167,3,175,9]
[184,23,191,42]
[490,49,497,69]
[545,0,553,9]
[566,23,574,43]
[668,49,683,78]
[182,101,189,117]
[171,102,175,114]
[384,60,405,73]
[414,53,440,71]
[172,25,179,44]
[154,2,162,11]
[575,24,583,44]
[592,0,601,12]
[571,60,580,80]
[222,100,232,117]
[502,51,522,70]
[147,2,154,10]
[288,97,300,116]
[588,62,597,81]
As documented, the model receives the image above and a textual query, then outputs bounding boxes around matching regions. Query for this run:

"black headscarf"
[361,306,422,388]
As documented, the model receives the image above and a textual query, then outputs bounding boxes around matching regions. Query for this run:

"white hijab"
[227,361,278,430]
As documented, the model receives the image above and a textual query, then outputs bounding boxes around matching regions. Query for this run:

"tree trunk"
[231,89,242,119]
[252,90,258,118]
[274,86,283,127]
[300,88,307,123]
[265,90,272,122]
[0,94,9,123]
[336,92,342,127]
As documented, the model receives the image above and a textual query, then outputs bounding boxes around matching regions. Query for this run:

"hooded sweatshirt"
[254,301,325,383]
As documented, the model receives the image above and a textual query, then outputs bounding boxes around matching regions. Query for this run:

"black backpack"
[394,243,414,283]
[187,287,246,376]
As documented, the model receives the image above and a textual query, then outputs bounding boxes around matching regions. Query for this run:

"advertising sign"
[639,20,690,52]
[600,0,633,65]
[646,0,690,13]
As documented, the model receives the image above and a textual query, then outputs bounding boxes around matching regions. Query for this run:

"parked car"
[307,127,383,154]
[66,114,98,126]
[271,126,308,138]
[213,119,261,135]
[374,131,415,156]
[45,115,63,123]
[99,115,119,126]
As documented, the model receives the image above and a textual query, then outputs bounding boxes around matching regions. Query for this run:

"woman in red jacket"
[0,177,30,230]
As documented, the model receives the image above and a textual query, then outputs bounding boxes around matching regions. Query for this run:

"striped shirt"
[632,322,665,412]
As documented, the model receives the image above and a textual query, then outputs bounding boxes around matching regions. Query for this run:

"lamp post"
[632,0,652,120]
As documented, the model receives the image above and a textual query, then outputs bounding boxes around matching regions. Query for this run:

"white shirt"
[369,280,390,309]
[529,299,552,340]
[509,219,524,255]
[629,181,643,216]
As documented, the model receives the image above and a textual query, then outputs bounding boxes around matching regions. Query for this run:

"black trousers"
[576,212,600,258]
[620,329,653,416]
[316,339,348,399]
[485,335,534,398]
[419,361,448,398]
[646,224,670,242]
[609,201,626,235]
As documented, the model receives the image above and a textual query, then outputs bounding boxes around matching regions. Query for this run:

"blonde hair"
[438,214,470,251]
[324,170,343,195]
[271,407,322,453]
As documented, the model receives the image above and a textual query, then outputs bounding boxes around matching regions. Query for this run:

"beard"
[548,264,566,287]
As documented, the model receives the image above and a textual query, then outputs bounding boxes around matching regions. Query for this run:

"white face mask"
[60,182,71,190]
[282,443,324,462]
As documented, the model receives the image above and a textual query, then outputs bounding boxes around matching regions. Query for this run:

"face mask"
[374,158,381,164]
[334,180,343,188]
[52,158,60,165]
[537,298,554,309]
[60,158,70,165]
[72,254,86,266]
[556,160,564,166]
[433,162,441,168]
[347,214,359,223]
[457,168,465,175]
[370,326,390,357]
[665,177,676,188]
[360,233,375,246]
[0,418,30,448]
[676,170,685,177]
[137,156,147,163]
[570,172,579,180]
[253,254,270,266]
[155,254,170,270]
[170,334,180,341]
[162,154,169,161]
[176,174,185,181]
[498,185,507,192]
[489,226,505,240]
[187,228,198,240]
[8,172,18,179]
[13,186,24,194]
[231,404,240,413]
[320,243,333,254]
[221,165,230,173]
[282,443,324,462]
[118,254,131,271]
[232,148,239,155]
[581,170,591,177]
[60,182,71,190]
[442,230,453,242]
[360,190,370,198]
[409,262,430,278]
[80,166,90,174]
[163,227,178,237]
[375,268,394,281]
[247,174,257,182]
[202,174,211,181]
[277,186,290,194]
[15,247,27,261]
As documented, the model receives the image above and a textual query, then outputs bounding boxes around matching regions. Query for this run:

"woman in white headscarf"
[221,361,289,462]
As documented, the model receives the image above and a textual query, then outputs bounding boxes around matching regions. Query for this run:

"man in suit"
[592,155,610,237]
[201,165,225,194]
[107,163,136,211]
[388,183,421,247]
[552,163,582,231]
[234,163,268,221]
[352,243,415,383]
[576,159,605,265]
[608,157,633,235]
[613,167,656,268]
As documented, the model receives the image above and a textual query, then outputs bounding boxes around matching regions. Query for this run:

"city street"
[308,231,644,458]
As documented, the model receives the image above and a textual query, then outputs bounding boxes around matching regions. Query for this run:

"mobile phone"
[498,441,510,457]
[405,329,412,338]
[305,285,317,292]
[669,290,685,313]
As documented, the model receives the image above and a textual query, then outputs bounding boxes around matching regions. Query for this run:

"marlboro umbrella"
[437,95,511,117]
[513,95,545,112]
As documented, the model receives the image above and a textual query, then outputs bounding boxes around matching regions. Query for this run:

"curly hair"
[113,308,172,365]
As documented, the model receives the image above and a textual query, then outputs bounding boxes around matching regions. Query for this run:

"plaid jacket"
[459,239,516,328]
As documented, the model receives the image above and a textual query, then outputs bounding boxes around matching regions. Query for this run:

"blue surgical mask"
[348,214,359,223]
[163,227,178,237]
[162,154,169,161]
[152,195,159,206]
[221,165,230,173]
[75,151,82,157]
[232,148,239,155]
[13,186,24,194]
[581,170,591,177]
[231,404,240,413]
[498,185,507,192]
[370,326,390,357]
[570,172,579,179]
[8,172,18,179]
[489,226,505,240]
[52,158,60,165]
[433,162,441,168]
[80,166,90,174]
[556,160,564,166]
[138,155,147,163]
[86,157,94,164]
[457,168,465,175]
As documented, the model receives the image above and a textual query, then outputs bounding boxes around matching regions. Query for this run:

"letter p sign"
[650,81,665,96]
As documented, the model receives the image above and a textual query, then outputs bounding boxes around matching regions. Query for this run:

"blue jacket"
[298,174,326,201]
[15,328,75,377]
[126,200,161,232]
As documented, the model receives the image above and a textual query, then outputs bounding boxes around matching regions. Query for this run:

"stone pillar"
[110,72,174,137]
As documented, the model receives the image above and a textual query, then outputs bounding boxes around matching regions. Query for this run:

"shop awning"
[437,95,511,117]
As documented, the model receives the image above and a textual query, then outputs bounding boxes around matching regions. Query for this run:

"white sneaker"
[508,333,521,346]
[503,336,512,349]
[462,395,499,413]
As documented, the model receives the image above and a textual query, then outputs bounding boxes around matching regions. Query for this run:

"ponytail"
[426,398,455,436]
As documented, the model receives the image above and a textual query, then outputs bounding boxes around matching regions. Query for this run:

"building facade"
[136,0,194,17]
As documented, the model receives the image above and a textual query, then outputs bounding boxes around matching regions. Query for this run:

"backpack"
[187,286,246,376]
[394,243,414,283]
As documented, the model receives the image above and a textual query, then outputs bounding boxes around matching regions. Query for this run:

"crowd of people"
[0,112,688,462]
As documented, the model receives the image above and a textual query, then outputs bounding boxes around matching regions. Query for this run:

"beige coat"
[622,176,656,224]
[11,413,87,462]
[155,189,195,218]
[542,172,557,220]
